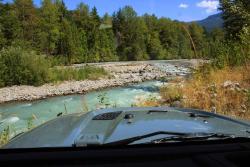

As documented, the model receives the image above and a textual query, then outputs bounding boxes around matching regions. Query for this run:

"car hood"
[3,107,250,148]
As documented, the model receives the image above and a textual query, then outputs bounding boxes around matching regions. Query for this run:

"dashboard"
[0,139,250,167]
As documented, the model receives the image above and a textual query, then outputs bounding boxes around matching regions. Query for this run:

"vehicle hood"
[3,107,250,148]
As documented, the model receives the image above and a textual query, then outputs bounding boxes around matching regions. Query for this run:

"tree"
[146,31,165,60]
[38,0,60,55]
[0,25,5,49]
[87,7,102,62]
[143,14,158,32]
[157,18,180,58]
[58,19,88,64]
[98,28,118,62]
[220,0,250,40]
[188,22,206,58]
[0,3,21,46]
[0,1,5,49]
[72,2,90,30]
[219,0,250,66]
[13,0,38,43]
[113,6,148,61]
[102,13,112,25]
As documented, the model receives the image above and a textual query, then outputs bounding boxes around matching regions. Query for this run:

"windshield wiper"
[150,133,240,144]
[104,131,248,146]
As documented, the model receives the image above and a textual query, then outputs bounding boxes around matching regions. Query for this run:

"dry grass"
[134,95,161,107]
[160,64,250,120]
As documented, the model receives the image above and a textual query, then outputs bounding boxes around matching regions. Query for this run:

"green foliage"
[13,0,38,43]
[0,126,10,147]
[38,0,60,55]
[113,6,149,61]
[220,0,250,40]
[0,0,248,88]
[146,31,166,60]
[27,117,34,130]
[49,66,108,82]
[160,86,183,103]
[188,22,206,57]
[97,92,111,107]
[0,47,50,87]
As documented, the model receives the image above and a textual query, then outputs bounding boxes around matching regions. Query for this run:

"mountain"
[196,13,224,32]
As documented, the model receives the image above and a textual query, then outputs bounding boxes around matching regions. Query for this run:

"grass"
[138,63,250,120]
[159,63,250,120]
[0,126,10,147]
[49,66,109,83]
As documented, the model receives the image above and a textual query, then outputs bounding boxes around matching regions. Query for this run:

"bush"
[160,85,183,103]
[0,47,50,87]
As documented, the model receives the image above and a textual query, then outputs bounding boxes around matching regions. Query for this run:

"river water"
[0,60,192,137]
[0,81,167,136]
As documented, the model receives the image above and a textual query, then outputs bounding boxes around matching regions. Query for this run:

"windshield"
[0,0,249,149]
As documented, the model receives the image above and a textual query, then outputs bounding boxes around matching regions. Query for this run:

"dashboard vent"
[92,111,122,120]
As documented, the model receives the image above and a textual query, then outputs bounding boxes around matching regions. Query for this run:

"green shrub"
[160,85,183,103]
[0,47,50,87]
[49,66,108,82]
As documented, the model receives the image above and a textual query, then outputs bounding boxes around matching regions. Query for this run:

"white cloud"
[179,3,189,9]
[196,0,219,13]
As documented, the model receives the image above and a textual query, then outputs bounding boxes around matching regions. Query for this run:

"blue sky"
[3,0,220,21]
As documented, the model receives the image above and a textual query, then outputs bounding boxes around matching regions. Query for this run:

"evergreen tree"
[220,0,250,40]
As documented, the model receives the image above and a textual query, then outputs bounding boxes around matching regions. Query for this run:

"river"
[0,59,200,137]
[0,80,167,136]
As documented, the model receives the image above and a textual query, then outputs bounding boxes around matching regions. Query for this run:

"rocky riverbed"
[0,59,204,104]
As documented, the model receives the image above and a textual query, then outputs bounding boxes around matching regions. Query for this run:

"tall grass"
[160,64,250,120]
[49,66,108,82]
[0,126,10,147]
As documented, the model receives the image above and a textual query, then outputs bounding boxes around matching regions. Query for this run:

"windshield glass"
[0,0,249,149]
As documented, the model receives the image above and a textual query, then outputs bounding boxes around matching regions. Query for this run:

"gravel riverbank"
[0,60,203,104]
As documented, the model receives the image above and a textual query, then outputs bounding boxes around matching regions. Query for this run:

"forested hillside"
[0,0,249,87]
[0,0,221,63]
[196,13,223,32]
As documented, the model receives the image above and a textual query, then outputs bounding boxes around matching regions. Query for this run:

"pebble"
[0,61,197,104]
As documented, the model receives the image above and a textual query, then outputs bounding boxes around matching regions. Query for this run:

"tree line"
[0,0,223,63]
[0,0,249,87]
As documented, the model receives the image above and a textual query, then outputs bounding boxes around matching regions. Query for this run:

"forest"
[0,0,249,87]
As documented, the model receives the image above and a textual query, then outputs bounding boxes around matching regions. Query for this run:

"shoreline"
[0,60,200,104]
[0,78,161,105]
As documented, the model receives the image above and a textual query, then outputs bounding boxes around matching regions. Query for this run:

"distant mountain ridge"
[195,13,224,32]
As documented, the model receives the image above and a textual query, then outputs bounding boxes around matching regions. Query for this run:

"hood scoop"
[92,111,122,120]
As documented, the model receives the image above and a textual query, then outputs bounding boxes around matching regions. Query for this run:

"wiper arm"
[104,131,208,146]
[104,132,249,146]
[151,133,237,144]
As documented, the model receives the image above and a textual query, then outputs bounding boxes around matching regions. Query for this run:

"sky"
[3,0,221,22]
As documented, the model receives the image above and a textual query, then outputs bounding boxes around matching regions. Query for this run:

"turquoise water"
[0,81,166,136]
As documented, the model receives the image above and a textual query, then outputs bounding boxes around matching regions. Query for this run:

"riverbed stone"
[0,60,203,103]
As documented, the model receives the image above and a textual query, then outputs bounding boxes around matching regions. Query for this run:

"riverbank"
[0,60,203,104]
[140,64,250,120]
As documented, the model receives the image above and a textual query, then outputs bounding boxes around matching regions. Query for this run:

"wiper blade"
[104,131,250,146]
[104,131,216,146]
[151,133,238,144]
